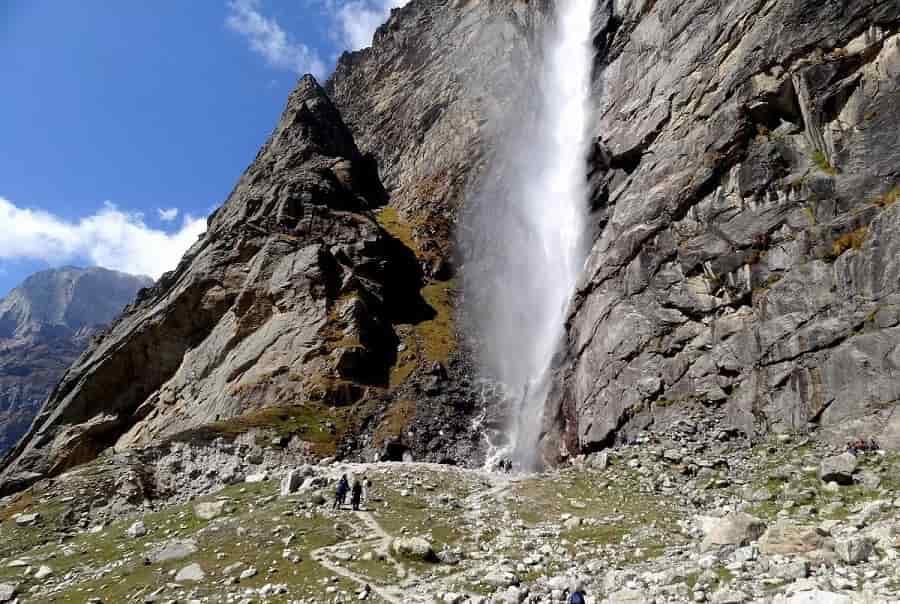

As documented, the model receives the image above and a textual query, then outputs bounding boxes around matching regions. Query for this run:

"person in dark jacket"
[351,478,363,511]
[333,474,349,511]
[569,582,587,604]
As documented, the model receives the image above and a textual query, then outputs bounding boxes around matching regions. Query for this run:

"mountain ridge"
[0,266,152,457]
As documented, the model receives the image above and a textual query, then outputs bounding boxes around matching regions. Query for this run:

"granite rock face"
[0,267,151,456]
[543,0,900,461]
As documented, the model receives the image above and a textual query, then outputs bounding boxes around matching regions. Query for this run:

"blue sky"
[0,0,406,296]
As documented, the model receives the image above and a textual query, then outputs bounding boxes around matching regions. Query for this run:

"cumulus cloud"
[332,0,410,50]
[226,0,326,77]
[157,207,179,222]
[0,197,207,279]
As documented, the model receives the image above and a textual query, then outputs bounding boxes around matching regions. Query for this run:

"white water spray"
[463,0,595,470]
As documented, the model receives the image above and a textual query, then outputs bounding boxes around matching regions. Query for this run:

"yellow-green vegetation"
[389,327,418,388]
[511,465,686,565]
[804,203,817,226]
[811,149,838,175]
[753,273,784,296]
[831,226,868,258]
[0,494,68,562]
[418,280,457,364]
[377,203,458,393]
[0,490,34,522]
[200,403,348,455]
[26,481,352,603]
[376,206,418,253]
[374,469,471,551]
[873,186,900,208]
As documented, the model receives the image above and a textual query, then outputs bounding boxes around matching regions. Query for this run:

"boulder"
[482,568,518,588]
[194,500,228,521]
[280,469,302,496]
[835,535,874,564]
[698,512,766,551]
[606,589,644,603]
[391,537,436,562]
[758,521,824,555]
[818,453,858,485]
[147,539,198,563]
[14,512,39,526]
[590,450,610,470]
[126,520,147,538]
[174,563,205,582]
[0,584,16,603]
[710,589,749,604]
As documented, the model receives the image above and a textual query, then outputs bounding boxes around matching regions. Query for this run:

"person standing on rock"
[351,477,363,511]
[333,474,349,511]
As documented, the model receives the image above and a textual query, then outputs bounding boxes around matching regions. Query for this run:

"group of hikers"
[332,474,371,511]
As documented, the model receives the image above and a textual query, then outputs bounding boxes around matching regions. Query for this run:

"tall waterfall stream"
[463,0,596,470]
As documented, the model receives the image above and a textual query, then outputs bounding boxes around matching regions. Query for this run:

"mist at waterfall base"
[460,0,595,471]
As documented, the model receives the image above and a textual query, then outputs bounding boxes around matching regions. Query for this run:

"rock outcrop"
[543,0,900,460]
[0,77,430,495]
[0,267,151,456]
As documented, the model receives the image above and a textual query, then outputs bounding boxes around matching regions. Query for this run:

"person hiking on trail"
[333,474,349,511]
[568,581,587,604]
[362,475,372,508]
[351,478,363,511]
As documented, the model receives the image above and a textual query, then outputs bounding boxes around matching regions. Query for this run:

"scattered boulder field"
[1,420,898,603]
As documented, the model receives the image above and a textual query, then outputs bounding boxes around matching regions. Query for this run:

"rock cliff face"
[0,267,151,456]
[3,0,900,494]
[543,0,900,461]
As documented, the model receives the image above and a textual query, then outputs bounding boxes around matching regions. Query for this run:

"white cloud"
[332,0,409,51]
[0,197,207,279]
[157,207,179,222]
[226,0,326,77]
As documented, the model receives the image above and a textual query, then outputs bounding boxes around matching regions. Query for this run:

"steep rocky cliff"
[0,78,437,494]
[3,0,900,495]
[0,267,151,456]
[543,0,900,461]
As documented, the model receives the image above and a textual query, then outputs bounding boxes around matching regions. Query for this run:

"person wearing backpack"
[332,474,349,511]
[569,583,587,604]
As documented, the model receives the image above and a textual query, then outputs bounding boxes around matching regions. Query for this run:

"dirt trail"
[310,509,409,604]
[310,463,519,602]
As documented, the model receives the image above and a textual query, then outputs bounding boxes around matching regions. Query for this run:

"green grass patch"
[811,149,838,175]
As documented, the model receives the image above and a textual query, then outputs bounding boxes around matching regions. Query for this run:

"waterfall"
[462,0,596,471]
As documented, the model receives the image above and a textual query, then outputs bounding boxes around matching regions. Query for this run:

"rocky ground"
[1,416,898,604]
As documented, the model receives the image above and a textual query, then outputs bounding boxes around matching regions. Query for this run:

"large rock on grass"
[759,520,825,555]
[699,512,766,551]
[391,536,435,561]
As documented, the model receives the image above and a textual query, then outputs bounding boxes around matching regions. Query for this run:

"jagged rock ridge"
[0,77,435,495]
[0,267,152,456]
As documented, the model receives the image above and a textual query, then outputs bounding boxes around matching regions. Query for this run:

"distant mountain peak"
[0,266,153,339]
